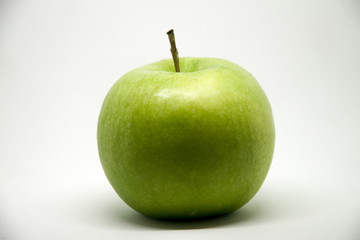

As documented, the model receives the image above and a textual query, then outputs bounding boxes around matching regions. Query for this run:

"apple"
[97,56,275,220]
[97,31,275,219]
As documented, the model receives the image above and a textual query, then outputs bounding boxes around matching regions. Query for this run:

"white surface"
[1,0,360,239]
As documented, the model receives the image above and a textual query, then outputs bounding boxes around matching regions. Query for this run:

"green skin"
[97,57,275,220]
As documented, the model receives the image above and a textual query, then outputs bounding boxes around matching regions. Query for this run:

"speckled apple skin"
[97,58,275,220]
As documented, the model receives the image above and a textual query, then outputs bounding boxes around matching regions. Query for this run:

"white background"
[1,0,360,239]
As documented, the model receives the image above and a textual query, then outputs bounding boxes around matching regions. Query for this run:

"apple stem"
[167,29,180,72]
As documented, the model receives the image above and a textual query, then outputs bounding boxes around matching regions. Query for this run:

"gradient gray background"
[1,0,360,239]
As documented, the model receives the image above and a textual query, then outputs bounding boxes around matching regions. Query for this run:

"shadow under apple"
[104,200,263,230]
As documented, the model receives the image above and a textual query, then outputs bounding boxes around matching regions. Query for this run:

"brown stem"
[167,29,180,72]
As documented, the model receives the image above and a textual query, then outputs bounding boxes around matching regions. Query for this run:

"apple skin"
[97,57,275,220]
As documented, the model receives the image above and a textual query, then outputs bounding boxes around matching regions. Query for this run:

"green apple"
[97,57,275,220]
